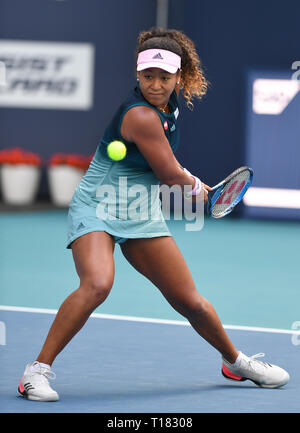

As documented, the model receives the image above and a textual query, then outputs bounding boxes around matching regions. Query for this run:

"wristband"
[183,168,203,197]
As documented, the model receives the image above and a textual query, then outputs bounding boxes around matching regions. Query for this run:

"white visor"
[137,49,181,74]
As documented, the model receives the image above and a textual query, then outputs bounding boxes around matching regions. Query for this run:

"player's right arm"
[120,105,195,190]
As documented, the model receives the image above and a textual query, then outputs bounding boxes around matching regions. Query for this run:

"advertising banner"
[0,40,95,110]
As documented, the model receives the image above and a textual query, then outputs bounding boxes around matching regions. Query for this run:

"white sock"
[38,362,51,370]
[231,351,244,367]
[29,361,51,372]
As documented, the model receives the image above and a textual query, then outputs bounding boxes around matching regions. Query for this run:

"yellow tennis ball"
[107,140,127,161]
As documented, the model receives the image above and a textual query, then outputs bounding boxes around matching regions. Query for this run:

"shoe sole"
[222,363,289,389]
[18,385,59,401]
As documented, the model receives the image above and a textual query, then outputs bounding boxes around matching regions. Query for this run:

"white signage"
[0,40,94,110]
[253,78,300,115]
[243,187,300,209]
[0,61,6,86]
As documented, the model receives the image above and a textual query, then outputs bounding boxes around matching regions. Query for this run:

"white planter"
[0,164,41,205]
[48,165,84,207]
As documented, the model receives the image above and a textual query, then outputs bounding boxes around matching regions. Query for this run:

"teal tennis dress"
[66,84,180,248]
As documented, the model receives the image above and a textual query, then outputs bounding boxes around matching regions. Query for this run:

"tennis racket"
[205,166,253,218]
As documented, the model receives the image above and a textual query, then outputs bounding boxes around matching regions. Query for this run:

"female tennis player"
[18,28,289,401]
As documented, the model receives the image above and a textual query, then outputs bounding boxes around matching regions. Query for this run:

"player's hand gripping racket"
[205,166,253,218]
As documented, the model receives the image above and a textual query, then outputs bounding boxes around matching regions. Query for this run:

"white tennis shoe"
[18,362,59,401]
[222,352,289,388]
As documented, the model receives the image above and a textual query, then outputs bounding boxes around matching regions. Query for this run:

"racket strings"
[211,170,250,218]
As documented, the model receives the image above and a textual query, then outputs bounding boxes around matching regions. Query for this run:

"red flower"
[49,153,93,171]
[0,147,42,166]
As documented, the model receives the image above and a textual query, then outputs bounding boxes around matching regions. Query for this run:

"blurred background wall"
[0,0,156,197]
[0,0,299,217]
[169,0,300,182]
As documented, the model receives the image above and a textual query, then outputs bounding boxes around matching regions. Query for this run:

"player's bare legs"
[121,236,238,364]
[36,231,116,366]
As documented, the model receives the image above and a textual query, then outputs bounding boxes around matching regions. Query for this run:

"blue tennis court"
[0,211,299,413]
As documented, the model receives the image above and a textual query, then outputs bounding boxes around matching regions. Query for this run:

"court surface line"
[1,304,299,336]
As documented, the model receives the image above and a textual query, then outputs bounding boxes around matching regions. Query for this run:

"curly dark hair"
[136,28,208,109]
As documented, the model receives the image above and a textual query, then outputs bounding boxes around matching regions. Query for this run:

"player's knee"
[180,296,210,320]
[191,298,210,317]
[81,275,113,305]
